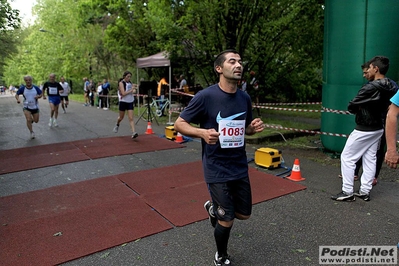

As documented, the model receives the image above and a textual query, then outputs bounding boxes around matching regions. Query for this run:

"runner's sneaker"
[53,119,58,127]
[103,108,108,110]
[354,190,370,201]
[132,132,138,139]
[204,200,217,227]
[30,131,35,139]
[331,191,355,201]
[63,110,66,114]
[214,252,231,266]
[48,118,53,127]
[113,125,119,133]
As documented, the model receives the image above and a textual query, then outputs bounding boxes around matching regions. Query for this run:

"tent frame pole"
[167,66,173,125]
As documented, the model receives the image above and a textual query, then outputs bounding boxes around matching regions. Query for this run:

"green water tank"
[321,0,399,152]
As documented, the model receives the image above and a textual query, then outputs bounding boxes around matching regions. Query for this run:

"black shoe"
[331,191,355,201]
[214,252,231,266]
[204,200,217,227]
[354,190,370,201]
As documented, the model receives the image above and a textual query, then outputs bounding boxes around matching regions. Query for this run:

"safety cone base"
[286,175,305,182]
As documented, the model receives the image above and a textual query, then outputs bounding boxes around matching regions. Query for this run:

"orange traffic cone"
[145,121,154,134]
[286,158,305,181]
[175,132,184,143]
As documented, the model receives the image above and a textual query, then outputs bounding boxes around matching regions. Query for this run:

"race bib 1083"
[218,119,245,148]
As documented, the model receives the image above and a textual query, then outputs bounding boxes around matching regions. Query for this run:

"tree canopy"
[2,0,324,102]
[0,0,21,84]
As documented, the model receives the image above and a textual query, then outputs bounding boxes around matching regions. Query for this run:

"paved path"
[1,94,398,265]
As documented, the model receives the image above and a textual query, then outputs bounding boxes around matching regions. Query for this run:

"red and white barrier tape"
[98,94,164,98]
[253,104,352,115]
[168,106,186,114]
[164,103,351,139]
[265,124,349,138]
[170,89,195,97]
[321,106,351,115]
[254,105,322,112]
[258,102,322,106]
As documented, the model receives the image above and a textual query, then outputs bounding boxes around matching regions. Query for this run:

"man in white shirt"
[15,76,43,139]
[96,81,103,109]
[179,74,187,91]
[59,76,71,114]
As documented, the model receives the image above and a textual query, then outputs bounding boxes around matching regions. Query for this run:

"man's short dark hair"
[361,62,369,69]
[214,49,240,74]
[368,56,390,75]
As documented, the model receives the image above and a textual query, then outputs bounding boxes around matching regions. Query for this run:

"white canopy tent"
[136,51,173,125]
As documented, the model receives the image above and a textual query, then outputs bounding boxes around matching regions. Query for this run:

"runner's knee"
[235,213,250,220]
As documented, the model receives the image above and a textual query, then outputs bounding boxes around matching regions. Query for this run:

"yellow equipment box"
[254,148,282,169]
[165,126,177,140]
[183,86,195,95]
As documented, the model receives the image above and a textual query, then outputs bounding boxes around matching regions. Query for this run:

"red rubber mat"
[0,135,184,174]
[117,161,205,195]
[119,161,307,227]
[248,167,307,204]
[0,142,90,175]
[72,134,184,159]
[0,176,172,266]
[0,162,306,265]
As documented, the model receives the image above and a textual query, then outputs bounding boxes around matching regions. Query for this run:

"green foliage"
[1,0,324,102]
[143,0,324,100]
[0,0,20,31]
[0,0,21,84]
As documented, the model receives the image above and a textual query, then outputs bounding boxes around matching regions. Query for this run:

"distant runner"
[59,76,71,114]
[42,73,64,127]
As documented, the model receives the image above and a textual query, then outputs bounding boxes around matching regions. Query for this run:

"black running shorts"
[119,101,134,111]
[208,177,252,222]
[23,107,39,114]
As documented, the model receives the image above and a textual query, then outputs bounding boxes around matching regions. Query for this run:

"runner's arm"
[245,118,264,135]
[174,117,219,145]
[385,103,399,168]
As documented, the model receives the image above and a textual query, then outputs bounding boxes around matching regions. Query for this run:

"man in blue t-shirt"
[174,49,265,266]
[83,77,90,106]
[42,73,64,127]
[101,78,110,109]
